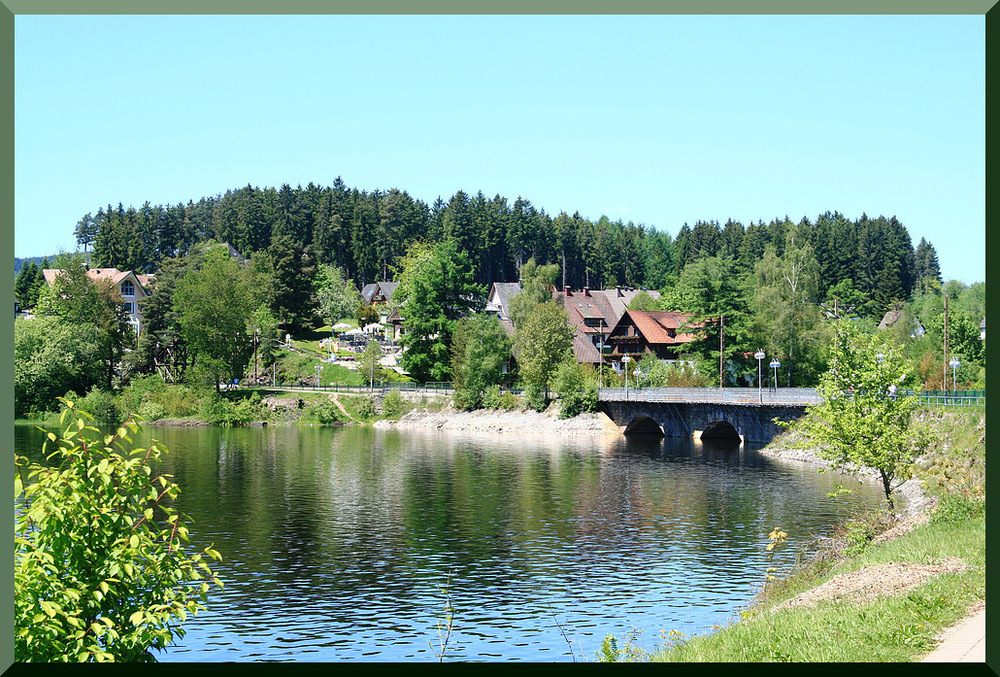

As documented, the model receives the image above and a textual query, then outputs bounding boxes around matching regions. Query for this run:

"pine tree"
[914,237,942,291]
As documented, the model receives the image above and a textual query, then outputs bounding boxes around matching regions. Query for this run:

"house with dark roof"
[485,282,522,336]
[360,281,399,307]
[605,310,699,365]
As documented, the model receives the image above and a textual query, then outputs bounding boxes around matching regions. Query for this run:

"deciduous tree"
[450,314,512,410]
[793,322,924,508]
[397,241,486,382]
[174,245,257,391]
[514,301,574,407]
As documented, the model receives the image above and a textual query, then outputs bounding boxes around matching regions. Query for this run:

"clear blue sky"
[14,14,985,285]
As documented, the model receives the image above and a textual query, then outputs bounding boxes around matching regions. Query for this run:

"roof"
[878,309,904,329]
[570,327,602,363]
[361,281,399,305]
[602,287,662,321]
[613,310,699,345]
[487,282,522,319]
[43,267,152,293]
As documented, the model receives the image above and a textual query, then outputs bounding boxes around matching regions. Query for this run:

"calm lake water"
[15,423,886,662]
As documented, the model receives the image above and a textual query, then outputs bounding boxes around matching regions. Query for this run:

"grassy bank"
[618,408,986,663]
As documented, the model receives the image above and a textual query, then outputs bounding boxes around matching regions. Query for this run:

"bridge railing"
[598,387,984,407]
[597,387,822,405]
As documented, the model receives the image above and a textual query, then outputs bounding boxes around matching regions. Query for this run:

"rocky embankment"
[374,407,622,436]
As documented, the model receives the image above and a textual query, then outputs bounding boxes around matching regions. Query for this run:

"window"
[122,302,134,315]
[121,280,135,297]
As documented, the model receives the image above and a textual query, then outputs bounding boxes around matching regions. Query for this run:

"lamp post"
[634,367,643,391]
[622,354,631,400]
[770,359,780,390]
[754,350,765,403]
[949,357,960,392]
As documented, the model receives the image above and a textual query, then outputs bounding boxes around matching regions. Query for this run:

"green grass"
[649,516,985,663]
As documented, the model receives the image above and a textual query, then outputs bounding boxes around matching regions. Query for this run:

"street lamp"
[634,367,643,391]
[754,350,765,403]
[949,357,960,392]
[770,359,781,390]
[622,354,632,400]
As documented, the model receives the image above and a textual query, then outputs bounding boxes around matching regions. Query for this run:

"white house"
[43,267,155,335]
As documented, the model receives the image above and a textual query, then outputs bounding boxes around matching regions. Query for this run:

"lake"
[14,422,886,662]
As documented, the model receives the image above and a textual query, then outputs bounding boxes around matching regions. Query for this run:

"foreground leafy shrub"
[14,399,222,662]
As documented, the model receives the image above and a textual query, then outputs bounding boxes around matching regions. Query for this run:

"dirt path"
[330,394,359,423]
[770,557,972,611]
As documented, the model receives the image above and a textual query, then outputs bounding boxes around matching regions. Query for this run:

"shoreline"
[373,406,623,436]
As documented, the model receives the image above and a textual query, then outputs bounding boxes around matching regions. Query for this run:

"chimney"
[583,287,590,296]
[564,286,571,297]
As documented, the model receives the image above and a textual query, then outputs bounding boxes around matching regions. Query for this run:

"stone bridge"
[597,387,821,444]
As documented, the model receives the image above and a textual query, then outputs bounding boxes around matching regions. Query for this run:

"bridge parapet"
[598,387,822,406]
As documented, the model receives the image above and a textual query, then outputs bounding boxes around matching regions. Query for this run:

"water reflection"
[14,424,884,662]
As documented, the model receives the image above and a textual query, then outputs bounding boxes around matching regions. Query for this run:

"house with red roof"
[551,286,665,366]
[605,310,699,365]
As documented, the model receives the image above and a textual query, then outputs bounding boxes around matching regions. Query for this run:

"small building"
[606,310,699,364]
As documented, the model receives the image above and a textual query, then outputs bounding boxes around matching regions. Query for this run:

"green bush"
[158,386,199,418]
[381,389,406,418]
[198,394,260,426]
[117,374,168,417]
[76,389,122,425]
[303,398,343,425]
[137,401,168,422]
[355,397,376,419]
[558,385,599,419]
[498,392,521,410]
[932,493,985,524]
[482,385,501,410]
[525,385,547,412]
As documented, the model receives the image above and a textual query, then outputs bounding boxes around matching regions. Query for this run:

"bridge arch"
[698,420,742,442]
[623,416,665,437]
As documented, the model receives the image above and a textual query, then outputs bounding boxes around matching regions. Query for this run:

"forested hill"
[72,178,941,317]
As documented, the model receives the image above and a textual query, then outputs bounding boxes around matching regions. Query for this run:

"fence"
[597,387,823,405]
[598,386,984,407]
[243,382,983,407]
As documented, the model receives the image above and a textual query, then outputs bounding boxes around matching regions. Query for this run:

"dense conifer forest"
[67,178,941,317]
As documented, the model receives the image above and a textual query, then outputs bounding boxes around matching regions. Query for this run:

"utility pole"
[943,294,950,389]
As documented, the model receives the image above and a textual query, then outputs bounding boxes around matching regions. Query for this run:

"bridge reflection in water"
[597,387,821,445]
